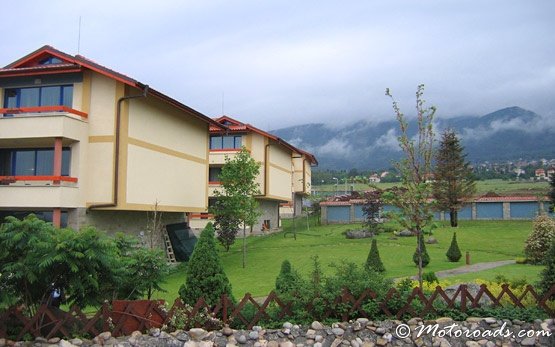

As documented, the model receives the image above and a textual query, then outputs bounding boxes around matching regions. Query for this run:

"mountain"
[270,107,555,169]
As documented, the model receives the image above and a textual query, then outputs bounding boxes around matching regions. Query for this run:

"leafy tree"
[538,238,555,295]
[362,189,383,234]
[446,232,462,262]
[383,84,436,287]
[412,234,430,268]
[212,199,241,251]
[549,172,555,213]
[365,239,386,273]
[179,223,233,306]
[433,129,476,227]
[212,147,261,268]
[524,215,555,264]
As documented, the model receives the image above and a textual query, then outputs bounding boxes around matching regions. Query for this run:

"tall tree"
[433,129,476,227]
[212,147,261,268]
[362,189,383,235]
[383,84,436,288]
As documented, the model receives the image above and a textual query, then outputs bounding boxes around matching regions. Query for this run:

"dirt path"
[430,259,516,279]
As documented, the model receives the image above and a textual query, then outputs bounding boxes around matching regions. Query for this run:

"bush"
[365,239,386,273]
[538,238,555,295]
[275,260,303,296]
[525,215,555,264]
[446,232,462,262]
[179,223,234,306]
[413,234,430,267]
[422,271,439,284]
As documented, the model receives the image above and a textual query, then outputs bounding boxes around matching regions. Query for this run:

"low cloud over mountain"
[271,107,555,169]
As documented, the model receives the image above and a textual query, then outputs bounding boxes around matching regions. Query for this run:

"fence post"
[222,294,228,325]
[460,285,467,312]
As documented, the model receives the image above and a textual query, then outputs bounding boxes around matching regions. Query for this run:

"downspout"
[88,84,149,211]
[263,143,270,197]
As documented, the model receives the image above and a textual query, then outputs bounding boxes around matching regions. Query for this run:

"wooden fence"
[1,284,554,340]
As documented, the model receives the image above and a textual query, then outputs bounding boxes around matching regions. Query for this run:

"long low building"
[321,195,552,224]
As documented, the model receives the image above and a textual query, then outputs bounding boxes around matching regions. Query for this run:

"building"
[0,45,225,233]
[189,116,317,232]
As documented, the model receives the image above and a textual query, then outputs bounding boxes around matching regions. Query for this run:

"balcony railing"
[0,176,78,185]
[0,106,87,119]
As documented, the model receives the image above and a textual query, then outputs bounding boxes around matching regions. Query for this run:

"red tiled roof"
[1,45,225,129]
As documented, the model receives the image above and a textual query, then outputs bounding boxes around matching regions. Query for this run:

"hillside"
[271,107,555,169]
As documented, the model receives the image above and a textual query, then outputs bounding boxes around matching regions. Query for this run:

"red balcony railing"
[0,106,87,119]
[0,176,78,184]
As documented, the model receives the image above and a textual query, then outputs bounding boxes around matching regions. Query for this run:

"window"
[0,148,71,176]
[39,57,63,65]
[209,135,242,150]
[0,210,68,228]
[209,167,222,182]
[3,85,73,110]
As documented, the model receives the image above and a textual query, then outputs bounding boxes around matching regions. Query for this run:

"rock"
[282,328,291,335]
[249,331,259,340]
[69,339,83,346]
[222,327,234,336]
[331,328,345,336]
[149,328,161,337]
[352,321,362,331]
[351,340,359,347]
[375,338,388,347]
[361,343,374,347]
[313,344,322,347]
[199,342,212,347]
[0,338,5,347]
[189,329,208,341]
[237,335,247,344]
[426,237,438,244]
[279,342,294,347]
[267,341,279,347]
[465,342,480,347]
[58,340,74,347]
[283,322,293,329]
[436,317,453,324]
[438,338,451,347]
[315,335,324,343]
[330,339,342,347]
[375,327,386,335]
[466,317,482,323]
[383,333,392,342]
[484,318,497,324]
[345,229,375,239]
[396,230,413,237]
[520,337,536,346]
[93,332,112,345]
[356,318,369,326]
[176,332,190,341]
[407,318,420,325]
[311,321,325,330]
[184,342,198,347]
[48,338,61,344]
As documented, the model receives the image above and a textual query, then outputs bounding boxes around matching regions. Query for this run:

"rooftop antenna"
[77,16,82,54]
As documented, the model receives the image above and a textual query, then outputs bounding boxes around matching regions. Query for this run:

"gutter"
[88,84,149,211]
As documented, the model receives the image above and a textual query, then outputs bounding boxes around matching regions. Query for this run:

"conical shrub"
[179,223,233,305]
[412,234,430,267]
[446,232,462,262]
[538,239,555,295]
[365,239,386,273]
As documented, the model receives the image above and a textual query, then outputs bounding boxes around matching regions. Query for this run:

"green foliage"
[422,271,439,284]
[275,260,303,296]
[179,223,234,306]
[524,215,555,264]
[538,238,555,295]
[412,234,430,268]
[549,172,555,212]
[365,239,385,273]
[212,199,241,251]
[433,129,476,227]
[446,232,462,262]
[384,85,436,286]
[361,190,384,234]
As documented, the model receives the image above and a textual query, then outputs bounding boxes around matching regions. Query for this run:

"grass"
[154,219,542,301]
[313,179,549,196]
[445,263,544,284]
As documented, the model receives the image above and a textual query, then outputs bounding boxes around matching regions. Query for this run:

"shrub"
[525,215,555,264]
[413,234,430,267]
[446,232,462,262]
[422,271,439,284]
[179,223,234,306]
[538,238,555,295]
[365,239,386,273]
[275,260,304,296]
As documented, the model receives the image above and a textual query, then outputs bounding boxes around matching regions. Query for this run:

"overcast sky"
[1,0,553,129]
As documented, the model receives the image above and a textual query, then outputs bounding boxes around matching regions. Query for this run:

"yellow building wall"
[267,144,293,201]
[125,96,209,212]
[249,134,266,193]
[88,73,117,136]
[292,157,305,193]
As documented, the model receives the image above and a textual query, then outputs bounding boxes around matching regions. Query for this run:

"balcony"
[0,106,88,142]
[209,149,240,165]
[0,176,80,208]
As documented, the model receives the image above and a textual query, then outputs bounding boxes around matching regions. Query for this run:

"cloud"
[315,138,353,157]
[372,128,401,152]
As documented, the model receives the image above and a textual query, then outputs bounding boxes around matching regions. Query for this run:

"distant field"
[313,179,549,197]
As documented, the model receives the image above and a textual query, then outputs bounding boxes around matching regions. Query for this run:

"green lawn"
[445,263,544,284]
[154,219,541,301]
[313,179,549,196]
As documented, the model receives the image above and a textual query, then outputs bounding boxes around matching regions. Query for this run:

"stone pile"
[1,317,553,347]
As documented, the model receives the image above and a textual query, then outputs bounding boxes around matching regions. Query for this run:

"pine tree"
[433,129,476,227]
[446,232,462,262]
[275,260,303,295]
[538,238,555,295]
[179,223,233,306]
[412,234,430,268]
[365,239,386,272]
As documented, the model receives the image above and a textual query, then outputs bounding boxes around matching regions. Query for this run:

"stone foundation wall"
[4,317,553,347]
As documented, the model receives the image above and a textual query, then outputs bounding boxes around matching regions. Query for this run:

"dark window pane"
[62,86,73,107]
[234,136,242,148]
[62,148,71,176]
[0,149,11,175]
[209,167,222,181]
[4,89,17,108]
[19,88,40,107]
[36,150,54,175]
[222,136,234,148]
[210,136,222,149]
[40,86,61,106]
[14,151,36,175]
